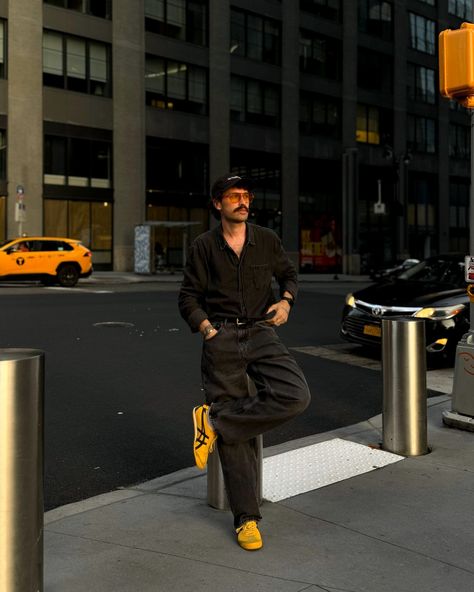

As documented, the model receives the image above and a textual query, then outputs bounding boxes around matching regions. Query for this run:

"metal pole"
[0,349,44,592]
[443,110,474,428]
[470,110,474,330]
[382,319,428,456]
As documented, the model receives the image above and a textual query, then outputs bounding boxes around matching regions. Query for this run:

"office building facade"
[0,0,470,272]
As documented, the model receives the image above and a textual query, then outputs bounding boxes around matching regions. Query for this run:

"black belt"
[216,318,259,328]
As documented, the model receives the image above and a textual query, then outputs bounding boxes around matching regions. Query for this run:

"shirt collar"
[215,222,255,249]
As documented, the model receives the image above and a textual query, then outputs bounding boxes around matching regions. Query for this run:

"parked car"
[0,237,93,287]
[341,254,469,365]
[369,258,420,281]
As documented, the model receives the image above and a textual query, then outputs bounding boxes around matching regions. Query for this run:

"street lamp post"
[383,146,412,261]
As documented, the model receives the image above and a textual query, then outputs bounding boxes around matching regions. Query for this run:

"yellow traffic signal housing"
[439,23,474,105]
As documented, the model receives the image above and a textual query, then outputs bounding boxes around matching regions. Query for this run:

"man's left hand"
[265,300,291,327]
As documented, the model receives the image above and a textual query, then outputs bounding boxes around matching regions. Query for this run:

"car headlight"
[345,293,355,307]
[414,304,465,319]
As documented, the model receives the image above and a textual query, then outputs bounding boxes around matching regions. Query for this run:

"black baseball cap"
[211,174,253,200]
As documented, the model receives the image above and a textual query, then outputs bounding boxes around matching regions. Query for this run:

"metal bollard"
[382,319,428,456]
[207,378,263,510]
[0,349,44,592]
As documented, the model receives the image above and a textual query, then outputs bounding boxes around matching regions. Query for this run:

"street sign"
[14,201,26,223]
[374,202,386,215]
[466,255,474,282]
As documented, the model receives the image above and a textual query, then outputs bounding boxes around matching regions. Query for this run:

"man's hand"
[265,299,291,327]
[199,320,218,340]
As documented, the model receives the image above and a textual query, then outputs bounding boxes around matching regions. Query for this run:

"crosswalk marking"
[45,287,114,293]
[292,343,454,394]
[292,344,381,370]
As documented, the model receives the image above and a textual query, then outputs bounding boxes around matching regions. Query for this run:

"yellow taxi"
[0,237,93,287]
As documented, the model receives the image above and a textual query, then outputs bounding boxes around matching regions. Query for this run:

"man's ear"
[213,198,222,211]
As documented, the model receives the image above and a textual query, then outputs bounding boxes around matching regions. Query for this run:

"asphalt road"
[0,280,382,510]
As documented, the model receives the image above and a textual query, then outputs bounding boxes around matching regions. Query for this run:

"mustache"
[233,206,249,213]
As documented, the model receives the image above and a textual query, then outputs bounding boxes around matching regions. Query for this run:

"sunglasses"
[223,191,255,204]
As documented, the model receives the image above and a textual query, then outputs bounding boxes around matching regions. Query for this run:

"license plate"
[363,324,381,337]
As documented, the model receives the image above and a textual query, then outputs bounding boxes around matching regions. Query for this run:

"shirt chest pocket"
[248,263,272,290]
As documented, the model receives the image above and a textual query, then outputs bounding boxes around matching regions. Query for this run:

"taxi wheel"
[57,264,79,287]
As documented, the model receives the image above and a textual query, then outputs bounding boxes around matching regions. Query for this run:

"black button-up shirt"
[178,223,298,332]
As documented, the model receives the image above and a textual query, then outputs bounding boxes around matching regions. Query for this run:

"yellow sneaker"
[192,404,217,470]
[236,520,263,551]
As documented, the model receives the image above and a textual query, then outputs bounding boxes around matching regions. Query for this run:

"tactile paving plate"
[262,438,404,502]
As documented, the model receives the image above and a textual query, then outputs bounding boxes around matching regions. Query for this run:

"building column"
[281,0,299,263]
[7,0,43,237]
[341,0,359,274]
[112,0,146,271]
[209,0,230,188]
[437,1,450,254]
[393,0,409,260]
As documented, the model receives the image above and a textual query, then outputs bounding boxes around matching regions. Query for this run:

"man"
[178,173,311,551]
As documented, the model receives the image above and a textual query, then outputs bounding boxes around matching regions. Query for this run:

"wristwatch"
[281,296,294,308]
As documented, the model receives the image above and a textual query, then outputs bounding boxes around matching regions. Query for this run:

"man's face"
[213,187,253,223]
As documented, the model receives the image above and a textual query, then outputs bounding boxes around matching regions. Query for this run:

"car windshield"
[398,257,465,286]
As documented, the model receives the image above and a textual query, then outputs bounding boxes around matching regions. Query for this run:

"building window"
[145,0,208,46]
[44,0,112,19]
[449,179,469,252]
[407,174,437,257]
[230,8,281,65]
[44,198,112,265]
[299,30,340,79]
[407,64,436,104]
[0,195,5,241]
[299,93,340,137]
[300,0,340,21]
[145,56,207,115]
[449,123,470,159]
[44,135,112,188]
[409,13,436,55]
[449,0,473,20]
[230,149,281,233]
[146,138,209,265]
[408,115,436,153]
[43,31,111,97]
[0,130,6,180]
[358,1,392,40]
[356,104,381,145]
[0,21,6,79]
[230,76,280,127]
[358,48,392,93]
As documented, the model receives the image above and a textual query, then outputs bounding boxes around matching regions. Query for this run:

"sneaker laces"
[238,520,258,534]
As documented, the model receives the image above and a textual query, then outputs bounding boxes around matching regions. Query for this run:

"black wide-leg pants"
[201,321,311,527]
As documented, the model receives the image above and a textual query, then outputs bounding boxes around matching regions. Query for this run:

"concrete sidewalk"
[44,389,474,592]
